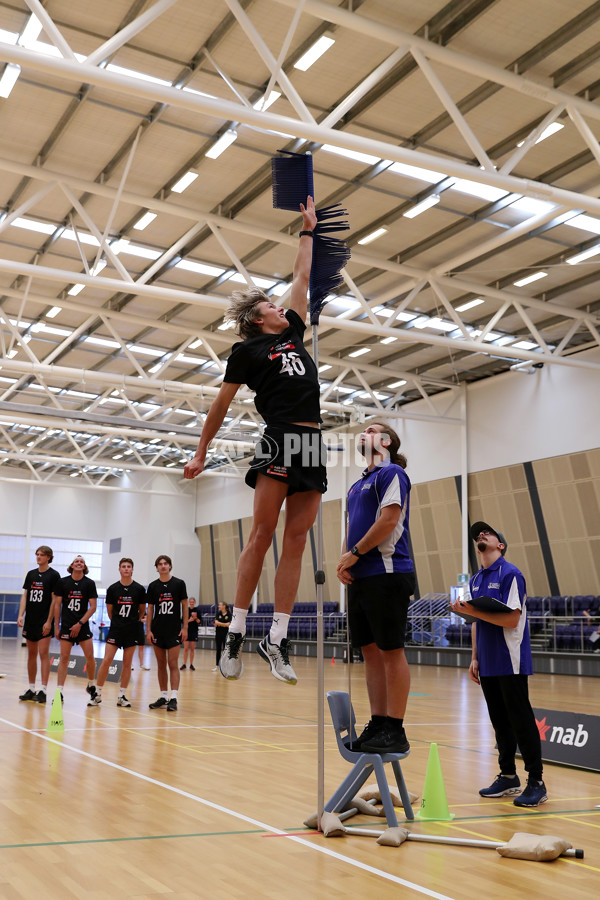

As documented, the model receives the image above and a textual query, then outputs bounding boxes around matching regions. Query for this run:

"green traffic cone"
[415,742,454,821]
[47,688,64,733]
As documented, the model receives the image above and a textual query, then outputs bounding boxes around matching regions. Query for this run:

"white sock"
[161,690,168,699]
[118,687,125,697]
[88,680,96,688]
[29,683,35,692]
[230,607,249,636]
[96,686,103,696]
[171,690,178,699]
[41,684,47,690]
[270,613,290,645]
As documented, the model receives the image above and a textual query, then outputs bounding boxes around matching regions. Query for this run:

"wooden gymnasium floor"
[0,639,598,900]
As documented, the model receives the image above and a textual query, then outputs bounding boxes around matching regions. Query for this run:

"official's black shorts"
[348,572,415,651]
[23,622,54,642]
[60,623,93,644]
[245,423,327,496]
[151,630,183,650]
[106,625,139,648]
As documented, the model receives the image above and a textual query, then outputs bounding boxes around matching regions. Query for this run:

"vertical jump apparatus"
[271,150,351,828]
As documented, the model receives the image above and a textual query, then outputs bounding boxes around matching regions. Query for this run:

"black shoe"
[362,725,410,754]
[167,698,177,711]
[189,664,195,671]
[19,689,37,702]
[149,696,168,709]
[86,684,97,699]
[180,664,186,670]
[36,690,47,704]
[344,717,383,752]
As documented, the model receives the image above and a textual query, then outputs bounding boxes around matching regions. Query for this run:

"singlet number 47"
[280,351,305,376]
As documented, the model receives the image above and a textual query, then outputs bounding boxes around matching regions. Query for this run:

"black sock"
[371,714,387,726]
[387,716,404,731]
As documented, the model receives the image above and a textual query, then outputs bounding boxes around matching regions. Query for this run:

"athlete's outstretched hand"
[299,195,317,232]
[183,456,205,479]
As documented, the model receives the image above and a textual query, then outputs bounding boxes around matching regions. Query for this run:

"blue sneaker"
[513,780,548,807]
[479,774,521,797]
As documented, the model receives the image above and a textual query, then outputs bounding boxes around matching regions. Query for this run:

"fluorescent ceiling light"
[510,197,555,216]
[512,340,538,350]
[177,259,225,276]
[358,227,388,245]
[449,179,508,203]
[566,245,600,265]
[106,64,171,87]
[318,364,332,372]
[271,282,291,297]
[403,194,440,218]
[321,144,380,166]
[513,271,547,287]
[68,283,85,296]
[494,335,515,346]
[61,228,99,246]
[517,122,564,147]
[565,214,600,235]
[133,212,157,231]
[294,35,335,71]
[148,362,163,373]
[0,29,19,45]
[389,161,445,183]
[205,130,238,159]
[0,63,21,99]
[7,349,18,358]
[228,272,276,289]
[20,15,43,48]
[120,242,161,260]
[69,471,80,477]
[46,306,62,318]
[348,347,371,357]
[424,317,457,332]
[189,339,203,349]
[84,336,121,349]
[380,336,397,344]
[127,344,164,357]
[388,380,406,388]
[171,171,198,193]
[455,298,484,312]
[217,320,235,331]
[110,238,129,254]
[91,260,106,276]
[253,90,281,111]
[11,217,55,235]
[31,323,72,336]
[177,354,207,365]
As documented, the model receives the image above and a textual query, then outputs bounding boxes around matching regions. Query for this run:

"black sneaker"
[19,689,37,702]
[362,724,410,754]
[36,690,47,704]
[189,664,195,671]
[513,780,548,807]
[166,698,177,711]
[180,664,186,670]
[344,718,382,752]
[86,684,97,700]
[149,696,168,709]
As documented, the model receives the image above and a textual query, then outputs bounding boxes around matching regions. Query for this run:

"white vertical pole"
[312,323,325,829]
[460,385,469,575]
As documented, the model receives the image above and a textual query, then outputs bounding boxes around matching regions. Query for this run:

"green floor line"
[0,828,269,850]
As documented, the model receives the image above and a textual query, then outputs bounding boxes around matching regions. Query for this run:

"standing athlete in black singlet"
[88,557,146,708]
[18,545,61,704]
[52,555,98,701]
[146,554,188,711]
[184,196,324,686]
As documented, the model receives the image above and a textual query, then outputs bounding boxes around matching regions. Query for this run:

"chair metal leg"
[324,758,374,814]
[391,758,415,821]
[372,755,398,827]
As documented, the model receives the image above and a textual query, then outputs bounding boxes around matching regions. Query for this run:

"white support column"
[0,181,56,237]
[566,104,600,167]
[23,0,78,61]
[499,104,566,176]
[460,384,469,578]
[84,0,181,67]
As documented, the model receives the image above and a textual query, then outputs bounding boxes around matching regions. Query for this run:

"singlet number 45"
[280,351,305,376]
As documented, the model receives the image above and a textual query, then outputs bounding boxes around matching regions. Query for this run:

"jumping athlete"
[88,557,146,708]
[18,545,61,704]
[183,196,324,685]
[146,554,188,711]
[52,555,98,701]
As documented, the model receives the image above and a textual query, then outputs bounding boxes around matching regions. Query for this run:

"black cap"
[470,521,507,556]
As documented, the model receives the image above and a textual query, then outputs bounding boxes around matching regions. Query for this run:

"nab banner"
[529,707,600,772]
[49,654,123,683]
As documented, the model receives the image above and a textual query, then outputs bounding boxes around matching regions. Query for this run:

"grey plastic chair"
[326,690,414,826]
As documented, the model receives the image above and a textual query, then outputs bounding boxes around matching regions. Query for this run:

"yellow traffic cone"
[47,688,64,733]
[415,742,454,821]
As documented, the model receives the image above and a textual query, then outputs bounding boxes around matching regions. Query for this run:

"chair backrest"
[327,691,359,760]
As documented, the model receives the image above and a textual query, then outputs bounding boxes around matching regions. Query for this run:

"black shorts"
[106,626,139,648]
[151,631,183,650]
[60,623,93,644]
[348,572,415,651]
[23,622,54,642]
[245,424,327,496]
[137,621,146,643]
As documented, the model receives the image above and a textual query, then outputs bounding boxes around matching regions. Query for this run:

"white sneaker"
[117,695,131,707]
[87,695,102,707]
[257,636,297,684]
[219,632,245,679]
[212,666,218,671]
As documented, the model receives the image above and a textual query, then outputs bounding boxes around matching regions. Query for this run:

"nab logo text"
[536,716,588,747]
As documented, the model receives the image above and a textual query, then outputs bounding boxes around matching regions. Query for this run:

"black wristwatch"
[298,230,314,238]
[350,545,362,557]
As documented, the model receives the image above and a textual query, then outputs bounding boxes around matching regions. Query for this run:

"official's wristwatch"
[350,545,362,557]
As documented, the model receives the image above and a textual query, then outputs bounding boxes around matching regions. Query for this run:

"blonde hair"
[225,289,269,340]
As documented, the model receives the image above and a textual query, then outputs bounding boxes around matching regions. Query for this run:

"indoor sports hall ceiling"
[1,0,600,488]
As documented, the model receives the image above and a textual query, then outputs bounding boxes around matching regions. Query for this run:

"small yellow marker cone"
[47,688,64,733]
[415,742,454,821]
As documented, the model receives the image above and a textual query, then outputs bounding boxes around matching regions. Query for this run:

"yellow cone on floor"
[416,742,454,821]
[47,688,64,733]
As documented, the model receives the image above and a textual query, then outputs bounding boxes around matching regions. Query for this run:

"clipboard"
[451,594,512,623]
